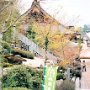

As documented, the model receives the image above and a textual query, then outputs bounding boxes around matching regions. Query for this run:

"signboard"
[42,66,58,90]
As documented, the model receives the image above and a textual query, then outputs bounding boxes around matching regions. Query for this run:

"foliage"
[27,25,36,41]
[58,59,70,68]
[27,22,69,52]
[3,28,13,43]
[0,0,19,32]
[0,0,21,55]
[1,41,11,53]
[2,62,13,68]
[57,67,66,80]
[83,24,90,32]
[57,66,66,73]
[56,73,66,80]
[32,69,43,89]
[77,38,82,52]
[2,65,33,89]
[44,36,49,51]
[0,56,13,68]
[2,65,43,89]
[12,48,34,59]
[3,87,31,90]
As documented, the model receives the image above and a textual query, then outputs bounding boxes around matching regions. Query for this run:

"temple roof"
[25,0,67,28]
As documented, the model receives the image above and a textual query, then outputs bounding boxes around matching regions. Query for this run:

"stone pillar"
[67,68,70,79]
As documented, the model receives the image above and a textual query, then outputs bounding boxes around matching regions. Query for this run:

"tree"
[0,0,18,30]
[0,1,20,90]
[83,24,90,32]
[26,21,69,63]
[45,35,49,51]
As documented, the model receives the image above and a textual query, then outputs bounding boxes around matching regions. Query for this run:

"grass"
[3,87,31,90]
[3,87,41,90]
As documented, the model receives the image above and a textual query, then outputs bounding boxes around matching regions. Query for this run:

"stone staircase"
[18,33,59,64]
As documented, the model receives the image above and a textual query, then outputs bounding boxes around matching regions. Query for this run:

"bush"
[2,62,13,68]
[32,69,43,89]
[3,87,31,90]
[57,66,65,73]
[0,57,13,68]
[58,79,75,90]
[56,73,66,80]
[12,48,34,59]
[1,41,11,53]
[2,65,33,89]
[2,65,43,89]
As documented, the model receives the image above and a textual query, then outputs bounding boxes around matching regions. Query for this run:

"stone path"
[76,40,90,90]
[76,59,90,90]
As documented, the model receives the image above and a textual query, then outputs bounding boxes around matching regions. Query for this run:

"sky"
[20,0,90,27]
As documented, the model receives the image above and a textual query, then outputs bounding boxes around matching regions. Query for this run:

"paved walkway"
[76,41,90,90]
[22,57,45,67]
[76,59,90,90]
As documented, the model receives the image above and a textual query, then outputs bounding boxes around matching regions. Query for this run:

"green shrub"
[59,79,75,90]
[56,73,66,80]
[2,65,43,89]
[57,73,63,80]
[32,69,43,89]
[57,66,65,73]
[0,57,13,68]
[3,87,31,90]
[1,41,11,53]
[2,65,33,89]
[2,62,13,68]
[1,57,13,68]
[12,48,34,59]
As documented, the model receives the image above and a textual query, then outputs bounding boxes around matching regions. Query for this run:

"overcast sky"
[20,0,90,27]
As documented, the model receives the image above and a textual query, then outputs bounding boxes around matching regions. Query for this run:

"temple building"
[19,0,67,34]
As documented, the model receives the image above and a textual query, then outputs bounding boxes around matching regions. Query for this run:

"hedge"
[3,87,31,90]
[2,65,43,89]
[12,48,34,59]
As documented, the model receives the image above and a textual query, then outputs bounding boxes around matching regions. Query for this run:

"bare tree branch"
[0,0,16,14]
[2,8,31,33]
